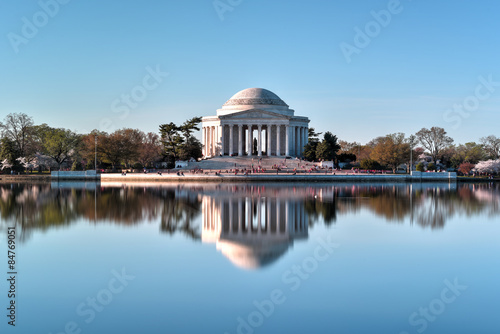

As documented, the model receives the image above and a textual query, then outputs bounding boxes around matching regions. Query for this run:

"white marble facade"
[202,88,310,158]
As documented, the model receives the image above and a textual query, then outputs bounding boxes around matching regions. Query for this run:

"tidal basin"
[1,182,499,334]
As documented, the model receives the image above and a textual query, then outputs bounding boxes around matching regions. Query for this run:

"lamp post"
[408,135,416,174]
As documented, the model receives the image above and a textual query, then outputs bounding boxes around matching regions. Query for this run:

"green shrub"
[71,160,83,171]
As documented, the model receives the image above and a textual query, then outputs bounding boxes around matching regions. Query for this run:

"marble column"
[285,125,290,156]
[257,124,262,157]
[215,125,222,155]
[207,127,211,156]
[203,127,206,157]
[210,126,213,157]
[206,127,209,157]
[267,126,272,156]
[238,124,243,156]
[205,127,208,157]
[213,126,216,156]
[302,126,309,152]
[247,125,252,156]
[298,127,302,155]
[220,125,225,156]
[229,125,234,156]
[276,125,281,156]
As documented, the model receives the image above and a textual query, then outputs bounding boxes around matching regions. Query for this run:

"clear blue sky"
[1,0,499,145]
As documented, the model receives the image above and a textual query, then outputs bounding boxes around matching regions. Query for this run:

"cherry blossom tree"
[1,159,13,170]
[473,159,500,174]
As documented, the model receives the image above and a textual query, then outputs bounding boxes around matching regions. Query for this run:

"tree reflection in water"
[0,182,499,242]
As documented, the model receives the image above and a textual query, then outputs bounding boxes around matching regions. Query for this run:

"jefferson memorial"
[201,88,310,158]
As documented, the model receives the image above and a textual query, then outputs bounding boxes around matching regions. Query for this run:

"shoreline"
[1,171,497,184]
[3,174,496,184]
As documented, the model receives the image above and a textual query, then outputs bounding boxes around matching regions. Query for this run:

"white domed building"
[201,88,310,157]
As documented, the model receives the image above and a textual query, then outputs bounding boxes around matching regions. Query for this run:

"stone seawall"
[99,172,457,183]
[51,170,98,180]
[2,171,459,183]
[0,175,51,183]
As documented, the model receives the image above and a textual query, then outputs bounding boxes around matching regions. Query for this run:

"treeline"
[304,127,500,174]
[1,112,499,174]
[0,113,203,172]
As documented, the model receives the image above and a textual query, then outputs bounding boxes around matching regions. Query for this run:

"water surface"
[1,182,499,334]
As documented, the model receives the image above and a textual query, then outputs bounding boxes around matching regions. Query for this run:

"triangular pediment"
[219,109,289,120]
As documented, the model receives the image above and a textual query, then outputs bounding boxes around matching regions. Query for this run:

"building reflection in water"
[202,191,308,270]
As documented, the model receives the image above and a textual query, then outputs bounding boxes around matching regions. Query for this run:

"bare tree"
[138,132,162,168]
[480,135,500,159]
[415,127,454,163]
[0,113,35,158]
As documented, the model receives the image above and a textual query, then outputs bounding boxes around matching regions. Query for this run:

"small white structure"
[202,88,310,158]
[320,161,334,169]
[174,161,189,168]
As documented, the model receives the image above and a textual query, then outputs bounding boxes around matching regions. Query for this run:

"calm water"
[1,182,499,334]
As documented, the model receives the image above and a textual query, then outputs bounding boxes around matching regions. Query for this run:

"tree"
[71,160,84,171]
[303,142,319,161]
[308,128,322,142]
[458,162,475,175]
[99,129,141,170]
[303,128,322,161]
[159,122,184,165]
[415,127,454,163]
[480,135,500,159]
[338,153,356,162]
[0,113,37,168]
[339,140,359,154]
[416,162,425,172]
[119,128,142,167]
[438,145,458,168]
[316,132,341,161]
[427,162,436,171]
[179,136,203,161]
[360,158,383,170]
[0,137,21,171]
[339,140,362,162]
[138,132,162,168]
[369,133,409,173]
[473,159,500,174]
[80,130,106,169]
[160,117,203,167]
[179,117,202,139]
[36,126,80,169]
[451,142,487,165]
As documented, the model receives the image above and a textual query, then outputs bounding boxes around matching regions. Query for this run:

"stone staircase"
[188,156,318,170]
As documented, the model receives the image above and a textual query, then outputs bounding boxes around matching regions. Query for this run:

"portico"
[202,88,309,158]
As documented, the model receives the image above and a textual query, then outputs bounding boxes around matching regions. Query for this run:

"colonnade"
[202,196,308,236]
[202,123,308,158]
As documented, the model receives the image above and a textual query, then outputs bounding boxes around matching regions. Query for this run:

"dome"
[222,88,289,107]
[217,239,291,270]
